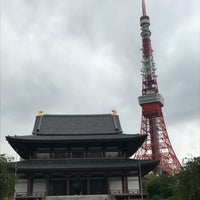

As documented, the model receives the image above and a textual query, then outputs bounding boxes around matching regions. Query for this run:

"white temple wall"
[33,178,46,195]
[127,176,139,192]
[15,179,28,194]
[109,177,122,193]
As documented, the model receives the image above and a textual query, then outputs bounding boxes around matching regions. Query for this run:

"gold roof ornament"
[37,110,44,116]
[112,109,117,116]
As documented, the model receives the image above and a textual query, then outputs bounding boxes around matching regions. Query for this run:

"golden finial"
[37,110,44,116]
[112,109,117,116]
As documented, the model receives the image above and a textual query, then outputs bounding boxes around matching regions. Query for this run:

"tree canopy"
[0,154,17,199]
[176,157,200,200]
[145,157,200,200]
[145,174,175,200]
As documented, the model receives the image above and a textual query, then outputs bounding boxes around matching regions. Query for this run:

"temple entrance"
[48,176,108,195]
[69,179,87,195]
[49,179,67,195]
[90,177,107,194]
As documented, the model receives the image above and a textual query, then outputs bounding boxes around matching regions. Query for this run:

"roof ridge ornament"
[112,109,117,116]
[112,109,119,131]
[37,110,44,116]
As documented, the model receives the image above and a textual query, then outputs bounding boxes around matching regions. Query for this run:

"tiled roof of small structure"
[33,114,122,135]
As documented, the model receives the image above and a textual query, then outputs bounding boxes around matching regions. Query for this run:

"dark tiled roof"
[7,133,144,141]
[32,114,122,135]
[16,158,159,176]
[6,134,147,159]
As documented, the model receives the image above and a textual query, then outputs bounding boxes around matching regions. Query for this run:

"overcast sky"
[1,0,199,163]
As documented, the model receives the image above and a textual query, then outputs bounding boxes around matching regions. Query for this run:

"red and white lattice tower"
[134,0,181,175]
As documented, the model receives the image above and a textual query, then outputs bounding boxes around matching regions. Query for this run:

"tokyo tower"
[134,0,181,175]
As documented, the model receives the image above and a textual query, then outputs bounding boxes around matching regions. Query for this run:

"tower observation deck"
[134,0,181,175]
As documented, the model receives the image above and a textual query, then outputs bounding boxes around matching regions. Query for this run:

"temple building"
[6,111,159,200]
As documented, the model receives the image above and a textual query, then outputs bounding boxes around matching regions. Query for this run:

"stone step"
[46,195,112,200]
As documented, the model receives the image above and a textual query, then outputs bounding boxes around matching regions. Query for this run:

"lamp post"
[138,150,143,199]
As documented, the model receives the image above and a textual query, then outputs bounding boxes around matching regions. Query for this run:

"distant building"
[6,111,159,200]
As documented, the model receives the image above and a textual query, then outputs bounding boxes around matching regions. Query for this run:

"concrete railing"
[15,192,46,200]
[46,195,111,200]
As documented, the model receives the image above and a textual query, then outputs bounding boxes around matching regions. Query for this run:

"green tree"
[176,157,200,200]
[0,154,17,199]
[144,157,200,200]
[145,174,175,200]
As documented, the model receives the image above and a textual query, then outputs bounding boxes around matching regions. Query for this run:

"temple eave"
[16,158,159,175]
[6,134,147,159]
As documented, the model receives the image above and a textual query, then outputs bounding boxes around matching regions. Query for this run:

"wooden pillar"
[122,175,125,194]
[27,176,33,195]
[124,175,128,194]
[107,176,110,194]
[122,173,128,194]
[67,176,70,195]
[45,177,50,196]
[87,176,90,195]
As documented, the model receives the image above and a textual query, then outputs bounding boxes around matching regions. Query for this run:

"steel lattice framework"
[134,0,181,175]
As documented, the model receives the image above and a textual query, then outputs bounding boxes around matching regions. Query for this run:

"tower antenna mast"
[134,0,181,175]
[142,0,147,16]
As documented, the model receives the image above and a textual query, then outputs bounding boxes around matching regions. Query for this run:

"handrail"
[16,191,46,197]
[110,189,147,195]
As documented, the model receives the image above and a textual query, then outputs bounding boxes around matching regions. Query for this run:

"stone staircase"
[46,195,112,200]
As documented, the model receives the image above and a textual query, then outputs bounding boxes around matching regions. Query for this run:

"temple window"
[105,151,119,158]
[53,151,67,158]
[127,176,140,193]
[36,152,50,159]
[87,151,102,158]
[71,151,84,158]
[109,177,123,194]
[15,179,28,196]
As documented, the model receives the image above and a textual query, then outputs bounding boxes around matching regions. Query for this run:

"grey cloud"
[1,0,199,160]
